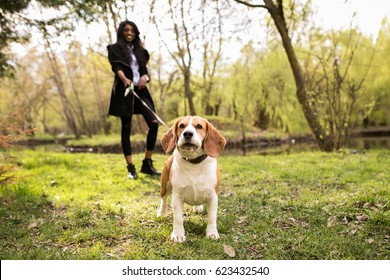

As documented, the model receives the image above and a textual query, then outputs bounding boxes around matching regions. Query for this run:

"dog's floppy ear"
[204,121,226,158]
[161,118,180,154]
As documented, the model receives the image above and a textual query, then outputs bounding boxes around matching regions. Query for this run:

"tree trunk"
[64,54,92,137]
[184,71,196,116]
[154,0,197,116]
[42,31,81,139]
[263,0,332,151]
[91,54,110,135]
[201,0,223,116]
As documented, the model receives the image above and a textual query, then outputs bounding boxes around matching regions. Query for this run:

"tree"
[153,0,198,116]
[0,0,31,77]
[0,0,70,77]
[301,28,376,149]
[0,46,62,136]
[367,18,390,126]
[200,0,225,116]
[234,0,329,149]
[234,0,375,151]
[87,47,112,135]
[149,49,179,121]
[36,21,81,139]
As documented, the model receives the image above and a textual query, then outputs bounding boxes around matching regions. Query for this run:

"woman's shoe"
[140,158,161,176]
[127,164,138,179]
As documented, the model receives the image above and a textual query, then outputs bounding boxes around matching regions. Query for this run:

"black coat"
[107,43,156,117]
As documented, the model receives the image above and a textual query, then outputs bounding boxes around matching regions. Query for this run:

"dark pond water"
[226,137,390,156]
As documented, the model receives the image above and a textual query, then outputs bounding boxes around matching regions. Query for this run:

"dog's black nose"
[183,131,193,140]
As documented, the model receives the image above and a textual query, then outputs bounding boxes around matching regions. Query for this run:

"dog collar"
[183,154,208,164]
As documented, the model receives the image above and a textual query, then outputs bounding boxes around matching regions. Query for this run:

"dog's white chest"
[171,155,217,206]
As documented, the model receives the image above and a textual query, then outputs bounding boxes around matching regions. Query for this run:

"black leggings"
[120,108,159,156]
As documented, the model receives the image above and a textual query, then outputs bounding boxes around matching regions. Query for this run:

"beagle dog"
[158,116,226,242]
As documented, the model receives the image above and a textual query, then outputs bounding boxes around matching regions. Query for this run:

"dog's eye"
[179,123,185,128]
[196,124,203,129]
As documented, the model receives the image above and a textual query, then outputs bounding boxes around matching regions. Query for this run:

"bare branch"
[234,0,268,9]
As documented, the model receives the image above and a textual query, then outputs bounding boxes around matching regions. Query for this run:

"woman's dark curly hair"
[116,21,147,67]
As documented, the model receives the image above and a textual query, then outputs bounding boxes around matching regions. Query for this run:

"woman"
[107,21,160,179]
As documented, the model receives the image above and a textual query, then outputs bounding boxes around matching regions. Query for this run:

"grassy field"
[0,149,389,260]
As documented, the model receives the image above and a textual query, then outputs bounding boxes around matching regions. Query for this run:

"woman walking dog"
[107,20,161,179]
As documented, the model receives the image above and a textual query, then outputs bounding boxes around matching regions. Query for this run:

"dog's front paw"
[157,206,167,217]
[170,232,186,243]
[206,227,220,240]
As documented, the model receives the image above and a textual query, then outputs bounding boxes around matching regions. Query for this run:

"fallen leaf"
[367,238,375,244]
[289,217,297,224]
[237,216,247,224]
[356,214,368,223]
[374,203,384,210]
[223,192,233,197]
[28,221,38,229]
[223,245,236,258]
[327,216,337,227]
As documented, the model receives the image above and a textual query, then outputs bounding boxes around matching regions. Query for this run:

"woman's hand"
[138,75,149,89]
[123,78,133,88]
[117,70,133,88]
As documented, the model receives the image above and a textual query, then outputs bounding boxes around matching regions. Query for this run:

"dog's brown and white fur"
[158,116,226,242]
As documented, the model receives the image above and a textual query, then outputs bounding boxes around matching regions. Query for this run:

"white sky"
[313,0,390,39]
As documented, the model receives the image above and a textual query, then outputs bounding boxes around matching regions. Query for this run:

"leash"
[125,85,170,129]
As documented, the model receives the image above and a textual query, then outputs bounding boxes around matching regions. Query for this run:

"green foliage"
[0,0,29,76]
[0,43,114,137]
[221,42,309,133]
[0,149,389,259]
[368,18,390,126]
[298,27,378,148]
[0,0,67,77]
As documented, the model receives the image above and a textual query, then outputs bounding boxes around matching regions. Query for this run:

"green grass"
[0,149,389,259]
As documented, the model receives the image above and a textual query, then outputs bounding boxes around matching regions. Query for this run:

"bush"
[0,113,35,186]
